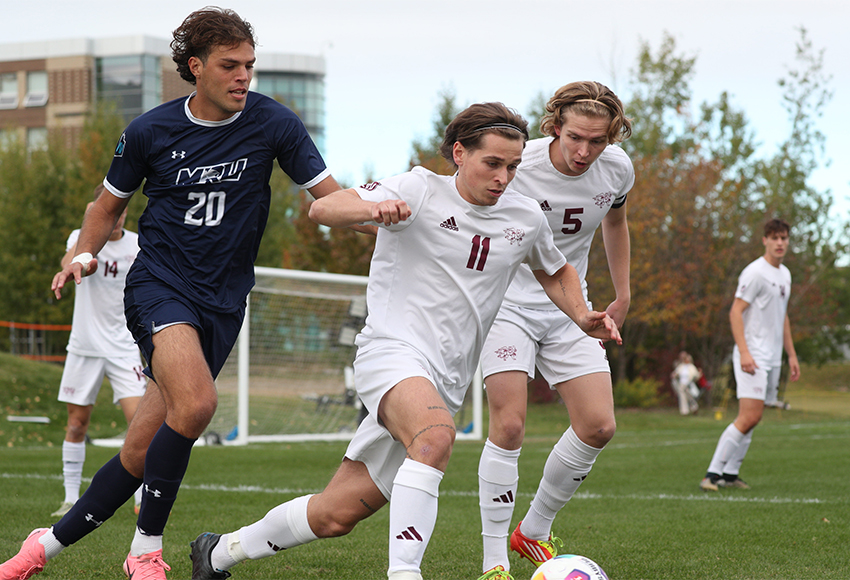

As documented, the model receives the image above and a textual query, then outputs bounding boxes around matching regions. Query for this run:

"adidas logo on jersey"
[540,200,553,211]
[396,526,423,541]
[492,490,514,504]
[439,216,459,231]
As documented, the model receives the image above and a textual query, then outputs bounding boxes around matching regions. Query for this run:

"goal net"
[208,266,482,445]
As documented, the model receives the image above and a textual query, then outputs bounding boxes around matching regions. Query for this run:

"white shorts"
[733,350,780,404]
[480,303,610,387]
[353,338,464,417]
[58,352,147,406]
[344,412,408,500]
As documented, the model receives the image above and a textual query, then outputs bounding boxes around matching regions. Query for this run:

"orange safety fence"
[0,320,72,331]
[2,320,71,362]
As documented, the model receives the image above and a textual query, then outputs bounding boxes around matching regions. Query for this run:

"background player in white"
[476,81,634,579]
[1,8,342,580]
[700,218,800,491]
[52,184,146,518]
[671,351,702,416]
[188,102,621,580]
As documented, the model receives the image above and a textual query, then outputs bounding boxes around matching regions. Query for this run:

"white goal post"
[208,266,483,445]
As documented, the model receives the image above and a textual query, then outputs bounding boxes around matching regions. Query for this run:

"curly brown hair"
[439,103,529,168]
[764,218,791,237]
[540,81,632,144]
[171,7,257,85]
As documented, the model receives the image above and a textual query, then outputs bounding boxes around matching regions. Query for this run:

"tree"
[583,29,847,391]
[0,103,134,355]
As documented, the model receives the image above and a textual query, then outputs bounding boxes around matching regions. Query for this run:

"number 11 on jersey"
[467,235,490,271]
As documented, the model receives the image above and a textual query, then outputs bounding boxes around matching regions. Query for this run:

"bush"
[613,376,662,408]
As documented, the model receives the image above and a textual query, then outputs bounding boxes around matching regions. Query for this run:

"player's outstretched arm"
[533,264,622,344]
[601,205,631,327]
[52,190,130,299]
[309,188,411,228]
[308,175,378,236]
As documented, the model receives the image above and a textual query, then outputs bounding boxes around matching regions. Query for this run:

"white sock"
[61,441,85,504]
[478,439,520,572]
[388,459,443,575]
[707,423,746,476]
[219,494,317,567]
[38,528,66,560]
[522,427,602,540]
[130,527,162,557]
[723,430,753,476]
[134,484,143,506]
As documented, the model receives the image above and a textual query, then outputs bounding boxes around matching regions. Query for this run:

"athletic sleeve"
[260,99,329,188]
[65,229,80,253]
[735,265,763,304]
[524,212,567,275]
[104,121,152,199]
[354,168,429,231]
[610,147,635,209]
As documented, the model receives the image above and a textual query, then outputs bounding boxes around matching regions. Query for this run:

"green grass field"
[1,353,849,579]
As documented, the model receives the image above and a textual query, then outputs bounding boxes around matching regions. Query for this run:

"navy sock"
[53,454,142,546]
[137,422,196,536]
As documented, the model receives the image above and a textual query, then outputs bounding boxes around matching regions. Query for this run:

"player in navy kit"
[0,8,341,580]
[187,103,620,580]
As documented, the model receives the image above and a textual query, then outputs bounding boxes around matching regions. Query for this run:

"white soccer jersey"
[734,256,792,367]
[355,167,566,410]
[65,229,140,357]
[502,138,634,309]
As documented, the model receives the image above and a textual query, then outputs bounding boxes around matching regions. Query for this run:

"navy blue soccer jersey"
[104,91,330,313]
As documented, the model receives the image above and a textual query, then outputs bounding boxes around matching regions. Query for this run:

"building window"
[26,127,48,151]
[24,71,48,107]
[0,73,18,109]
[96,55,162,120]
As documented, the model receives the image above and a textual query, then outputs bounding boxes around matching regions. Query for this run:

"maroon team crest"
[495,345,518,361]
[360,181,381,191]
[593,191,613,208]
[503,228,525,245]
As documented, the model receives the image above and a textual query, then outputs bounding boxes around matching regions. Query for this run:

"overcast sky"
[6,0,849,220]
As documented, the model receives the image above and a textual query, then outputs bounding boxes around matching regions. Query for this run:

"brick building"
[0,36,326,152]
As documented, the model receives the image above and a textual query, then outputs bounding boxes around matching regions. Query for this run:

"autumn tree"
[584,29,847,390]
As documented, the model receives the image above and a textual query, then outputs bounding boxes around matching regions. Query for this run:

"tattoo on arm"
[359,497,377,514]
[557,278,567,296]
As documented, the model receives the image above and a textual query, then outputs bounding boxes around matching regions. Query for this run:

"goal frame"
[231,266,483,445]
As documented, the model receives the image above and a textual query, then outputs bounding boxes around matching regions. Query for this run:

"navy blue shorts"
[124,270,245,382]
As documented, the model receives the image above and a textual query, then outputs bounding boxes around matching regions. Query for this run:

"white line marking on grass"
[4,473,846,505]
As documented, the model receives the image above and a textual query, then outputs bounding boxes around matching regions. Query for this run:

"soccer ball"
[530,554,609,580]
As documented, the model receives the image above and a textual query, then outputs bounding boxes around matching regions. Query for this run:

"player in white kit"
[189,102,621,580]
[51,185,147,519]
[475,81,634,579]
[700,218,800,491]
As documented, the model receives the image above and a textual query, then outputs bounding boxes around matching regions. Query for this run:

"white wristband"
[71,252,93,276]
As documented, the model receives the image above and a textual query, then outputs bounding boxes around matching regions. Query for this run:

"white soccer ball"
[530,554,609,580]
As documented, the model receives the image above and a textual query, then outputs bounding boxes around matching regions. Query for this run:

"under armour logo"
[172,150,186,159]
[85,513,104,527]
[395,526,423,541]
[144,484,162,498]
